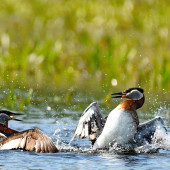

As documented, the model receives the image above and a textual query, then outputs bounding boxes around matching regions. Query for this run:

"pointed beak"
[9,112,23,122]
[111,92,127,98]
[9,112,23,121]
[9,113,24,116]
[0,110,24,116]
[11,117,22,121]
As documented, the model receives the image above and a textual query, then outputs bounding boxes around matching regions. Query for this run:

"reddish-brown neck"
[117,97,144,126]
[4,121,8,128]
[120,96,145,111]
[0,124,19,136]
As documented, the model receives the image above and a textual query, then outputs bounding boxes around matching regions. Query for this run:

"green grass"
[0,0,169,92]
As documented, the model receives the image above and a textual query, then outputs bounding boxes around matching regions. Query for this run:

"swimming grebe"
[0,110,58,153]
[71,87,166,149]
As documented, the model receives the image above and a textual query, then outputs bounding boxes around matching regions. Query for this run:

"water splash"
[153,125,170,150]
[54,116,170,154]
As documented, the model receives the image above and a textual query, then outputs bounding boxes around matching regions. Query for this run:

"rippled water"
[0,88,169,169]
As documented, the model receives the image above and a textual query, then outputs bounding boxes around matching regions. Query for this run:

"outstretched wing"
[71,102,106,144]
[0,128,58,153]
[135,117,166,145]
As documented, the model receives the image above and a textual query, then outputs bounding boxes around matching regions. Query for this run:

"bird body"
[93,107,137,149]
[71,88,146,149]
[0,110,58,153]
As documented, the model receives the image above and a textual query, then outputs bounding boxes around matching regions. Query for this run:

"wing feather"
[135,117,166,145]
[35,139,41,153]
[71,102,105,144]
[0,128,58,153]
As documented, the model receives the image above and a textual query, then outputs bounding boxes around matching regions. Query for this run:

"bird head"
[112,87,144,100]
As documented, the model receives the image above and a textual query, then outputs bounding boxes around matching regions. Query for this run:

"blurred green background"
[0,0,169,92]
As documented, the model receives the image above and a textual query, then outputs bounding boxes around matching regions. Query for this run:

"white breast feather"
[94,108,137,149]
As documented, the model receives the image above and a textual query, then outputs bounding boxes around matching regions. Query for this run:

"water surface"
[0,88,169,169]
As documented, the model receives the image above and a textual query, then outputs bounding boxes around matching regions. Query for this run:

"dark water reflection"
[0,87,169,169]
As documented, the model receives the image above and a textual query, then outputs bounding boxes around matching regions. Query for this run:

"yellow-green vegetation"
[0,0,169,92]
